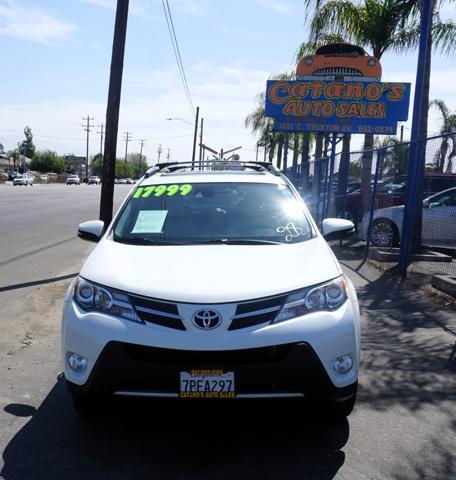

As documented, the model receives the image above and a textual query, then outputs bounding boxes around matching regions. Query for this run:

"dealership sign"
[265,80,411,135]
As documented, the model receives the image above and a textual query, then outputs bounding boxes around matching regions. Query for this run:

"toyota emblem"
[192,309,222,330]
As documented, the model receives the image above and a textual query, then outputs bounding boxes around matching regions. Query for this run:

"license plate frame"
[179,369,236,399]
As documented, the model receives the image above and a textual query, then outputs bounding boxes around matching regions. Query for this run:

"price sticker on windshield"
[133,184,193,199]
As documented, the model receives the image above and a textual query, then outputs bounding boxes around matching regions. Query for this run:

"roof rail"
[144,160,281,178]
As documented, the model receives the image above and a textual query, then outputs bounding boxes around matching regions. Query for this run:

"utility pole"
[138,139,145,178]
[99,0,130,226]
[82,115,94,182]
[191,106,199,168]
[166,148,171,161]
[157,144,163,164]
[97,124,105,156]
[123,131,132,164]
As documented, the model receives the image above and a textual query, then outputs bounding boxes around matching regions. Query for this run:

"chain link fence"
[283,133,456,300]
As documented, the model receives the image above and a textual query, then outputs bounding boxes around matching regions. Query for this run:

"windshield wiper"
[192,238,282,245]
[116,237,189,245]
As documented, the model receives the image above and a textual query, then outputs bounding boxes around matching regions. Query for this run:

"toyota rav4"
[62,161,360,418]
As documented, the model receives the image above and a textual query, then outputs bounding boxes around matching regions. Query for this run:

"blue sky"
[0,0,455,164]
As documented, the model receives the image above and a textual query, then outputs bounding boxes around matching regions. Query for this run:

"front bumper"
[66,341,357,401]
[62,284,361,398]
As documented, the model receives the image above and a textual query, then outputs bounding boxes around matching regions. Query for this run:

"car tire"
[371,218,399,247]
[312,388,357,421]
[326,394,357,419]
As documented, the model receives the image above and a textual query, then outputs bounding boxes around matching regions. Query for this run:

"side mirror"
[78,220,105,243]
[322,218,355,241]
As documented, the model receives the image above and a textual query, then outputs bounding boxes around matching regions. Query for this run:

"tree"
[7,149,20,171]
[0,142,4,154]
[304,0,418,217]
[91,154,104,176]
[31,150,68,173]
[245,72,294,168]
[127,152,149,178]
[374,136,409,177]
[18,126,36,159]
[430,99,456,172]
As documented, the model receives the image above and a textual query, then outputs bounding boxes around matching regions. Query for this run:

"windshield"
[378,180,406,193]
[113,182,313,245]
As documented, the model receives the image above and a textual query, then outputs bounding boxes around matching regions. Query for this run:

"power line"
[161,0,194,115]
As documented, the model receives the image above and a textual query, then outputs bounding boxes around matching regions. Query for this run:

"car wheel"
[312,387,357,421]
[371,219,399,247]
[326,394,357,419]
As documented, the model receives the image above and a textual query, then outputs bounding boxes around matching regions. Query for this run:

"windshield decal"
[132,210,168,233]
[133,184,193,199]
[276,222,304,242]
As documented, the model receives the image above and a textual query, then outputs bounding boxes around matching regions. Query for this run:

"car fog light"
[67,352,88,373]
[333,354,353,374]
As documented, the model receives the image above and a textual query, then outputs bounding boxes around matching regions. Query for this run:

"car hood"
[80,237,341,303]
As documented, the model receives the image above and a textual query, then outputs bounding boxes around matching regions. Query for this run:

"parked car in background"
[88,176,101,185]
[13,174,34,186]
[66,175,81,185]
[7,171,18,181]
[335,173,456,226]
[118,178,127,184]
[125,178,134,184]
[359,187,456,248]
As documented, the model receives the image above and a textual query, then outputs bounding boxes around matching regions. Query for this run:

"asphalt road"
[0,183,131,304]
[0,184,455,479]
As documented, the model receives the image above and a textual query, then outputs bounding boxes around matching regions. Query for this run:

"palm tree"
[304,0,419,217]
[374,135,409,177]
[430,99,456,172]
[245,72,294,168]
[304,0,456,251]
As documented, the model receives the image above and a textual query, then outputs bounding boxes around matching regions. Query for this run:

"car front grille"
[313,67,363,77]
[129,293,286,332]
[122,343,294,365]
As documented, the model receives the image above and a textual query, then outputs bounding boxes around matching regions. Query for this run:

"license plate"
[180,370,236,399]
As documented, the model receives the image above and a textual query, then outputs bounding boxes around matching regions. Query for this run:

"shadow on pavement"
[338,253,456,413]
[1,377,349,480]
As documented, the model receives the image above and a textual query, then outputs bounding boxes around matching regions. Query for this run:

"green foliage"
[31,150,68,173]
[91,153,148,179]
[0,142,4,153]
[18,125,36,159]
[91,153,103,176]
[7,149,20,170]
[349,160,361,178]
[127,153,149,177]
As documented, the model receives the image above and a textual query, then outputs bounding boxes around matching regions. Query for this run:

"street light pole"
[191,106,199,169]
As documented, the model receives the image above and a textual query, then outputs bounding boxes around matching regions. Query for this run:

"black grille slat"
[229,311,279,331]
[123,343,293,365]
[236,296,285,315]
[130,296,179,315]
[138,312,186,331]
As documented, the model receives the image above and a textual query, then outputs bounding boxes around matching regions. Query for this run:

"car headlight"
[74,278,141,323]
[273,276,348,323]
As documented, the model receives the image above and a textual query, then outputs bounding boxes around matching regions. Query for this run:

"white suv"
[62,161,360,418]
